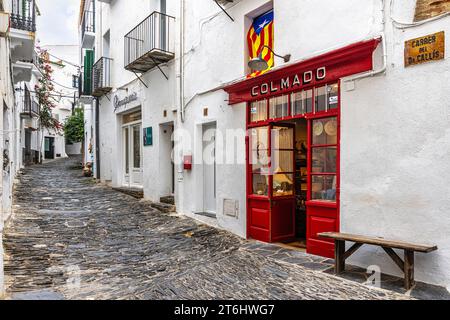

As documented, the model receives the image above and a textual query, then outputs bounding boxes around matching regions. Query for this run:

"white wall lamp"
[248,45,291,71]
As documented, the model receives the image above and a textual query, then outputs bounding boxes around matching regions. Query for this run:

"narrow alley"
[2,157,407,300]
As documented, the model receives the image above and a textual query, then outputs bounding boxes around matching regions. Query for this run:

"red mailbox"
[183,155,192,170]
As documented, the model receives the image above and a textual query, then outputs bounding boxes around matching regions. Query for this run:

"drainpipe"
[344,0,387,82]
[179,0,185,123]
[95,98,100,180]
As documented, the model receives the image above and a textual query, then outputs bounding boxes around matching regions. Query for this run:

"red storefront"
[225,39,380,258]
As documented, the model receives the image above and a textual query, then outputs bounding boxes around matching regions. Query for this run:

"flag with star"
[247,10,274,78]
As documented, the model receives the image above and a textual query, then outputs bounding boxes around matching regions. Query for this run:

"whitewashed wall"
[341,3,450,289]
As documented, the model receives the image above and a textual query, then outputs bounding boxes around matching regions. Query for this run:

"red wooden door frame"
[234,38,380,257]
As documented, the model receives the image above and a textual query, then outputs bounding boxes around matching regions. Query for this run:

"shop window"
[250,126,269,196]
[311,117,338,202]
[250,100,268,122]
[312,118,338,145]
[315,86,327,113]
[328,83,339,110]
[272,126,294,197]
[312,175,336,202]
[269,95,289,119]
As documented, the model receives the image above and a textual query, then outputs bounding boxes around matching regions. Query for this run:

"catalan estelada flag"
[247,10,274,78]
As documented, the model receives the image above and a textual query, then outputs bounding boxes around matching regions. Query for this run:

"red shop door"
[247,124,296,243]
[306,116,339,259]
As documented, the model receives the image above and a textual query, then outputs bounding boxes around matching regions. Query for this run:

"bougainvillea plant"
[35,47,63,134]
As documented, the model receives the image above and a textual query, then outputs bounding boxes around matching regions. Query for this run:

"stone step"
[112,187,144,199]
[150,202,176,213]
[160,196,175,205]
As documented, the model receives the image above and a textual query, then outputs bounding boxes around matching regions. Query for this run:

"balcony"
[20,86,40,118]
[92,57,113,97]
[10,0,36,63]
[81,10,95,49]
[10,0,36,32]
[124,11,175,74]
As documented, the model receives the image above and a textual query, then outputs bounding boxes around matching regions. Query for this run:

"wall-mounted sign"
[114,92,138,112]
[405,31,445,67]
[143,127,153,146]
[250,67,326,98]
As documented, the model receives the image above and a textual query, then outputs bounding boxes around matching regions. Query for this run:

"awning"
[224,38,381,105]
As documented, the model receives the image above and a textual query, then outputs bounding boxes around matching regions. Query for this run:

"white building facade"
[39,45,79,160]
[80,0,450,290]
[1,0,39,296]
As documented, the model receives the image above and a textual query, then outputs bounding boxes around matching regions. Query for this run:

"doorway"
[44,137,55,159]
[203,122,217,215]
[24,129,32,165]
[122,111,143,188]
[246,83,340,258]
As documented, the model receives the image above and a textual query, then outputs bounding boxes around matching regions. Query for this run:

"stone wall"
[414,0,450,21]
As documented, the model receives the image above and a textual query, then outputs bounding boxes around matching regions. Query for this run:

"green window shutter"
[83,50,94,95]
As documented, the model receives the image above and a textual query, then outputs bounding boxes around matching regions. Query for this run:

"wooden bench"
[318,232,438,290]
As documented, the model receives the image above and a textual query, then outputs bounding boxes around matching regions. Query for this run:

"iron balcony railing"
[124,11,175,73]
[21,86,39,117]
[92,57,113,97]
[10,0,36,32]
[81,10,95,41]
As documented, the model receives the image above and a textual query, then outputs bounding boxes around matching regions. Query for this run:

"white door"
[131,124,143,186]
[123,123,143,187]
[203,123,217,214]
[123,127,130,185]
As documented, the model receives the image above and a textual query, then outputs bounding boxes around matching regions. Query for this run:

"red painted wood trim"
[225,38,380,105]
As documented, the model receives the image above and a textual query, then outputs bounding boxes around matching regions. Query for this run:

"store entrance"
[278,118,308,249]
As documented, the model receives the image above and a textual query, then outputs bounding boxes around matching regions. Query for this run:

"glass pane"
[250,100,267,122]
[311,175,337,202]
[291,92,304,116]
[250,126,269,173]
[315,86,327,113]
[133,125,141,168]
[327,83,339,110]
[304,89,313,114]
[123,111,142,124]
[312,147,337,173]
[269,95,289,119]
[253,174,269,196]
[124,128,129,174]
[249,126,269,151]
[272,126,294,149]
[273,174,294,197]
[312,118,338,145]
[273,151,294,173]
[251,149,269,174]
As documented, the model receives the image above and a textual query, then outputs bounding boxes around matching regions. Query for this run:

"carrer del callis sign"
[405,31,445,67]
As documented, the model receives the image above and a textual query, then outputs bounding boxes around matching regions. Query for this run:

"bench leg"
[404,250,415,290]
[335,240,346,274]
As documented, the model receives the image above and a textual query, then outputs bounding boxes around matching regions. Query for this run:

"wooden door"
[247,124,296,243]
[270,124,296,242]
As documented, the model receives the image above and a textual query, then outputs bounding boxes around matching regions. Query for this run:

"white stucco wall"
[341,12,450,288]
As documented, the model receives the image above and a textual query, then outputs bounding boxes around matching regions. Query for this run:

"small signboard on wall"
[143,127,153,146]
[405,31,445,67]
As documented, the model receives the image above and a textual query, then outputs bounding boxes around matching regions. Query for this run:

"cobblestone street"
[2,157,410,300]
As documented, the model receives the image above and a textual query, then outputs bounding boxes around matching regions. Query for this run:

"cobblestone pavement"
[2,157,410,300]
